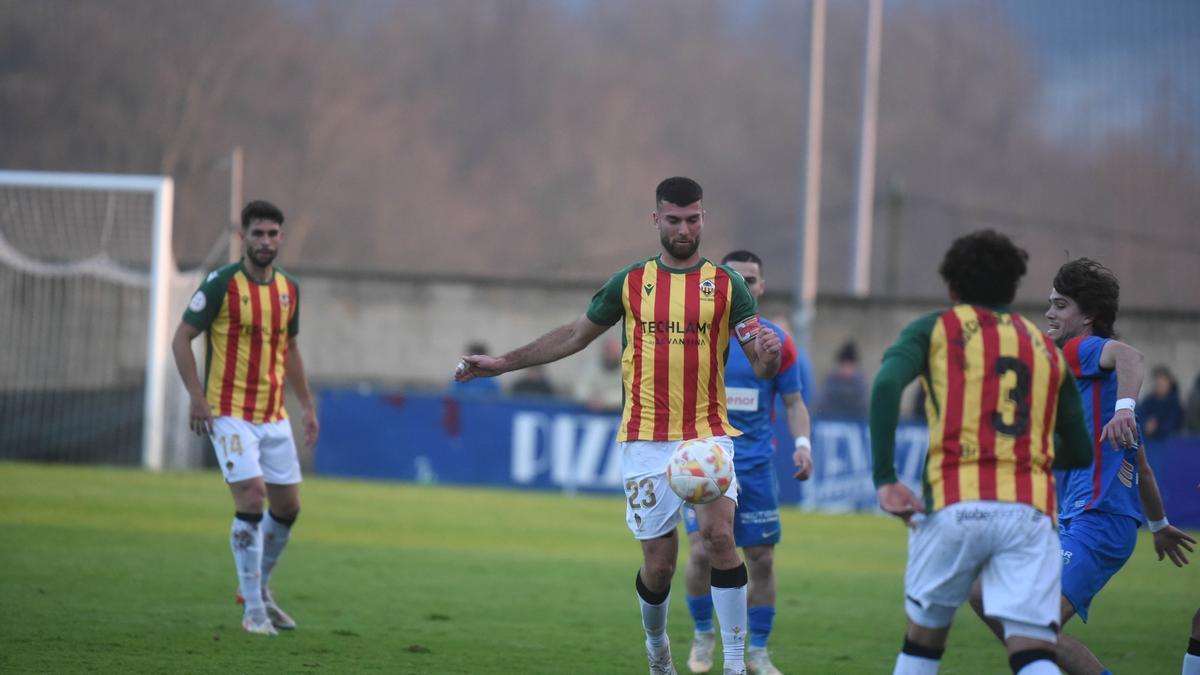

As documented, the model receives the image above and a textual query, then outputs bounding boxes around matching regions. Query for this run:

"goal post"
[0,170,199,470]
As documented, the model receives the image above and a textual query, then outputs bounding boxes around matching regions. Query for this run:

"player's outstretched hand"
[454,354,505,382]
[792,446,813,481]
[1154,525,1196,567]
[188,394,213,436]
[878,482,925,528]
[1101,408,1138,450]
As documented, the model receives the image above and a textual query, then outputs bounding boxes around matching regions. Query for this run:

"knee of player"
[700,526,735,556]
[643,560,675,587]
[743,544,774,568]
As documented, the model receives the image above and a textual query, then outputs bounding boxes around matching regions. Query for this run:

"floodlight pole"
[228,146,243,263]
[793,0,827,352]
[850,0,884,296]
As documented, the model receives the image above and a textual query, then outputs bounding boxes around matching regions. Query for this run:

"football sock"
[748,605,775,649]
[261,509,297,592]
[231,512,265,613]
[711,563,748,671]
[1184,638,1200,675]
[1009,649,1057,675]
[686,593,715,633]
[636,571,671,650]
[894,638,943,675]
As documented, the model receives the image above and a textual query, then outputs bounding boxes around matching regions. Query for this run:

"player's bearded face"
[660,228,700,260]
[243,221,281,267]
[655,201,703,261]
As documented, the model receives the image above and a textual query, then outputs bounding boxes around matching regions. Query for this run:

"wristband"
[794,436,811,451]
[1115,398,1136,413]
[1148,517,1169,533]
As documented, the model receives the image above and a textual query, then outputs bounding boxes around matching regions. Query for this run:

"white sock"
[711,585,747,671]
[1183,652,1200,675]
[261,511,293,592]
[894,652,940,675]
[638,591,671,650]
[230,516,264,613]
[1015,660,1059,675]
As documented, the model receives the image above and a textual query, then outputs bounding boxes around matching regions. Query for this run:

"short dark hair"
[938,229,1028,306]
[655,176,703,208]
[1052,258,1119,338]
[241,200,285,228]
[721,250,763,268]
[837,340,858,363]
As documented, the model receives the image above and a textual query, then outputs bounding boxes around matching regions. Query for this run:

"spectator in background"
[452,341,501,396]
[573,336,624,413]
[1185,373,1200,435]
[1140,365,1184,441]
[510,365,557,399]
[817,340,868,419]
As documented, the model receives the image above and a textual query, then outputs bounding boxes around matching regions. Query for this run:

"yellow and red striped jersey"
[587,257,760,442]
[183,262,300,423]
[920,305,1067,515]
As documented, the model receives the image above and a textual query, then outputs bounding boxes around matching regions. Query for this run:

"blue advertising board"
[316,389,1200,527]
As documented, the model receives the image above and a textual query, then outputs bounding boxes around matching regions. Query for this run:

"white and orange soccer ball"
[667,438,734,505]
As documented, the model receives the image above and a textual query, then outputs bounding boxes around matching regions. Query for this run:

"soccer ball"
[667,439,734,505]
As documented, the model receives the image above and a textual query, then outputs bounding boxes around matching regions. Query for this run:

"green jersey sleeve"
[721,265,761,344]
[586,266,631,326]
[280,272,300,337]
[870,311,939,486]
[181,268,229,331]
[287,285,300,337]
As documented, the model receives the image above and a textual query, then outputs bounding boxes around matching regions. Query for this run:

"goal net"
[0,170,204,470]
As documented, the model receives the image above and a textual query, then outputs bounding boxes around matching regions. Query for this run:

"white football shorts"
[903,500,1060,639]
[619,436,738,540]
[210,416,302,485]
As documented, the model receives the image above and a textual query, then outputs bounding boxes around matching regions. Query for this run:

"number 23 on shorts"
[625,478,657,509]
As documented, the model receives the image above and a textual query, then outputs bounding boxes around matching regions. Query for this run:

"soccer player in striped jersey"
[870,229,1093,675]
[681,250,813,675]
[967,257,1194,674]
[171,200,319,636]
[455,177,781,675]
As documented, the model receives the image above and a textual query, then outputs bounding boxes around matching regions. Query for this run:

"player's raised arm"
[1097,339,1145,449]
[455,314,609,381]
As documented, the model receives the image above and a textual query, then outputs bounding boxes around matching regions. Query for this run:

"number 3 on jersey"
[993,356,1031,437]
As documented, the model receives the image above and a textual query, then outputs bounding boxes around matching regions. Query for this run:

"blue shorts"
[684,461,781,547]
[1059,510,1138,623]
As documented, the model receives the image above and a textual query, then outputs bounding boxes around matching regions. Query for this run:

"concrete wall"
[294,270,1200,401]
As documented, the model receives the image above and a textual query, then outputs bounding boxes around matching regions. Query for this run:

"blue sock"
[686,594,714,633]
[748,606,775,648]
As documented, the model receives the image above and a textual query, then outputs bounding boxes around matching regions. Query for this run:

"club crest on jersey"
[280,293,290,305]
[699,279,715,298]
[242,296,250,304]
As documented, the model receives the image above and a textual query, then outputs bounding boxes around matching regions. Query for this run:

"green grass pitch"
[0,462,1194,673]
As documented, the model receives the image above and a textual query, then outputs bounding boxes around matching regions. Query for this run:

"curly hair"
[1053,258,1119,338]
[938,229,1028,306]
